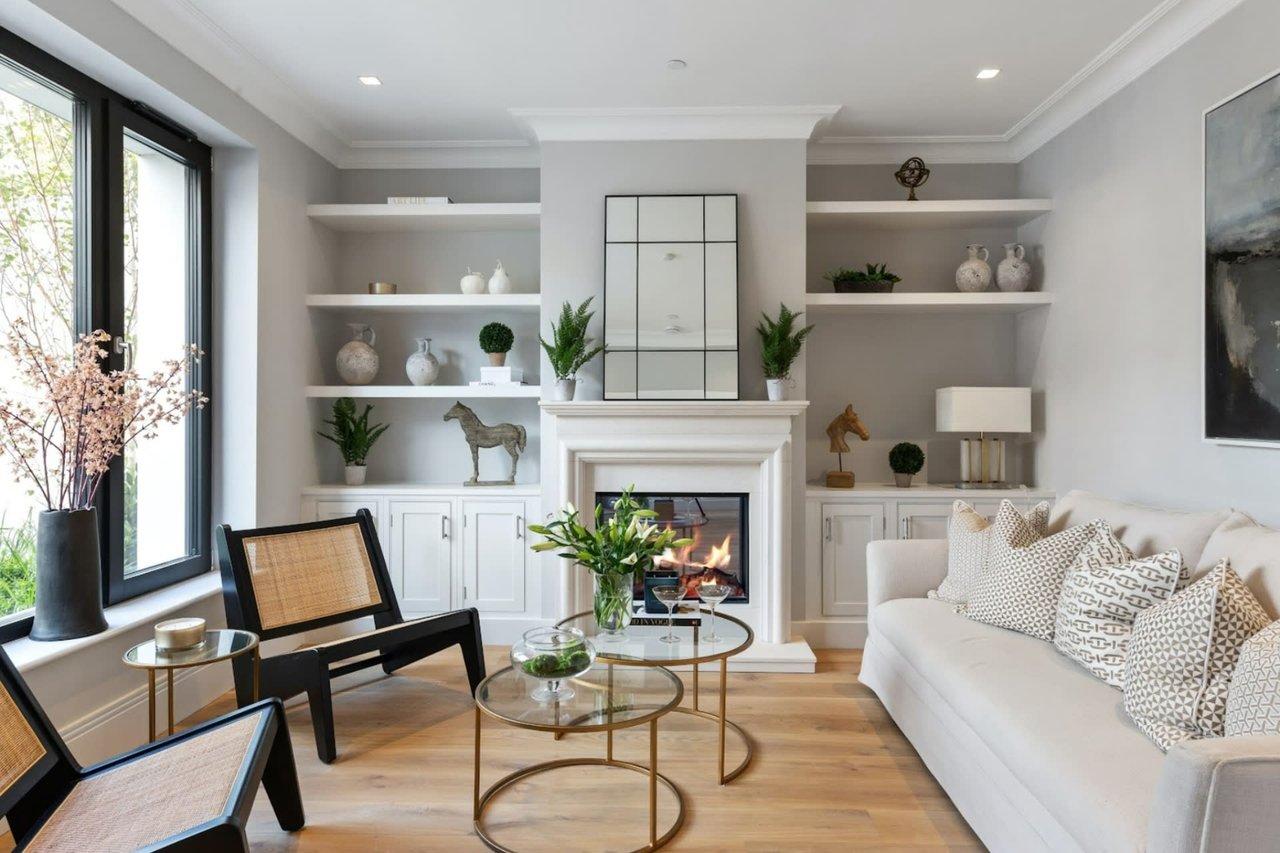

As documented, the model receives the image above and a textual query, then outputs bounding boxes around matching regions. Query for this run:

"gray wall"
[1016,0,1280,525]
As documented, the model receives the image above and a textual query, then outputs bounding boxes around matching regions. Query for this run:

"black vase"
[30,509,108,641]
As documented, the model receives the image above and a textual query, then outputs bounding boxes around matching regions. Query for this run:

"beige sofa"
[859,491,1280,853]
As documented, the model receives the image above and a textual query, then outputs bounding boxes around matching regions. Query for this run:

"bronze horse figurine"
[826,404,871,454]
[444,401,527,485]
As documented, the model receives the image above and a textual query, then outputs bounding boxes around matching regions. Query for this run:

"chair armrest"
[866,539,947,623]
[1148,735,1280,853]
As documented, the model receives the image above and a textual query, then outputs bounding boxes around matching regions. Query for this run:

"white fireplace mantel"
[540,399,813,671]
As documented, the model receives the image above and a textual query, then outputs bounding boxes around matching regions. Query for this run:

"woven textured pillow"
[964,503,1100,640]
[929,500,1050,606]
[1053,524,1184,687]
[1225,620,1280,736]
[1124,560,1272,751]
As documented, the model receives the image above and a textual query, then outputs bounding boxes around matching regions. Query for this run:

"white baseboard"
[793,618,868,649]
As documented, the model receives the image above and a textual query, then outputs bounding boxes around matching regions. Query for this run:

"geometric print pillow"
[1123,560,1272,751]
[929,499,1050,606]
[1225,620,1280,737]
[1053,524,1184,687]
[964,503,1101,641]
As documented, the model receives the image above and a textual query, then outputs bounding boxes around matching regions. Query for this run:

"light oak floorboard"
[13,648,985,852]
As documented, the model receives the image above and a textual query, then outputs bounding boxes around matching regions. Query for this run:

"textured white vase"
[996,243,1032,292]
[766,379,786,401]
[955,245,992,292]
[460,268,486,295]
[344,465,367,486]
[554,378,577,401]
[405,337,440,386]
[488,260,512,294]
[336,323,379,385]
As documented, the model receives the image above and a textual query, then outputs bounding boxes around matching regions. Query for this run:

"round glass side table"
[557,608,754,784]
[474,664,686,853]
[123,629,259,741]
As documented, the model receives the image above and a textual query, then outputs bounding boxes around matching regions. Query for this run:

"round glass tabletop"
[123,629,258,669]
[557,609,753,665]
[476,664,683,732]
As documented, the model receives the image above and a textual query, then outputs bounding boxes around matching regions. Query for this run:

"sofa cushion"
[1225,619,1280,737]
[1124,560,1272,751]
[1198,512,1280,615]
[965,505,1100,640]
[872,597,1164,852]
[1054,525,1185,687]
[1047,490,1230,568]
[929,499,1049,606]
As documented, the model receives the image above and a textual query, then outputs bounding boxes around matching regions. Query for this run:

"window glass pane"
[0,62,75,620]
[122,131,192,576]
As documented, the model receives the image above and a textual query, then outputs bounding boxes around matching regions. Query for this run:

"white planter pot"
[766,379,786,401]
[344,465,367,486]
[554,378,577,401]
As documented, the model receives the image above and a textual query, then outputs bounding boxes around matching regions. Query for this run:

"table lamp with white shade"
[936,387,1031,487]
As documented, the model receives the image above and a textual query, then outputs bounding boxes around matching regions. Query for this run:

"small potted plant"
[889,442,925,488]
[318,397,389,486]
[479,321,514,367]
[825,263,901,294]
[541,297,604,401]
[756,302,814,401]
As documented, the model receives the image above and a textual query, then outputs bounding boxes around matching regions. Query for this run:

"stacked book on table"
[469,366,528,388]
[631,604,702,626]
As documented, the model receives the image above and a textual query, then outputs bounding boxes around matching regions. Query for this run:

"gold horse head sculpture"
[826,404,871,454]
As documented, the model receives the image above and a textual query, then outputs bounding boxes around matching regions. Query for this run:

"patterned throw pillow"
[1225,620,1280,736]
[1053,524,1184,687]
[964,503,1100,640]
[1124,560,1272,751]
[929,500,1050,606]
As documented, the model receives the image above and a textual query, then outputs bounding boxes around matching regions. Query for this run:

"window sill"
[3,570,222,672]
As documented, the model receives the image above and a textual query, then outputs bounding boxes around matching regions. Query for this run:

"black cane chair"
[0,646,303,851]
[216,509,486,763]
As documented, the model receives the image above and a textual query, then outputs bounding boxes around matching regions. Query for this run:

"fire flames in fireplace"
[657,528,745,599]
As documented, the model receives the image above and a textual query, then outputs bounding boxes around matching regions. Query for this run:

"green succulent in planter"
[318,397,389,466]
[756,302,815,381]
[825,263,902,293]
[478,322,514,354]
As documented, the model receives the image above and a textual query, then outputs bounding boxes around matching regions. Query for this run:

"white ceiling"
[110,0,1241,167]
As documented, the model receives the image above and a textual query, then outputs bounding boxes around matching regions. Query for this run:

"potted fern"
[825,263,901,293]
[541,297,604,401]
[318,397,389,485]
[756,302,815,401]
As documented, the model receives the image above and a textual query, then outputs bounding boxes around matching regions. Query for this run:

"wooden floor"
[48,649,985,852]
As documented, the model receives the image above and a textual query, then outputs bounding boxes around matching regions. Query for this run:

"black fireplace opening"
[595,492,749,604]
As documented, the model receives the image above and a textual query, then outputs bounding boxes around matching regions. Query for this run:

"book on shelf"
[468,380,528,388]
[386,196,452,205]
[480,366,524,384]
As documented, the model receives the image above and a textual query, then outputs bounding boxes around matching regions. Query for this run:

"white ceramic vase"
[344,465,367,486]
[955,245,992,293]
[554,378,577,401]
[336,323,379,385]
[488,260,512,294]
[405,337,440,386]
[996,243,1032,292]
[766,379,786,401]
[460,268,486,295]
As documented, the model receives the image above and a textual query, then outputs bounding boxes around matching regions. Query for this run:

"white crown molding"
[509,106,841,142]
[338,140,540,170]
[808,137,1018,165]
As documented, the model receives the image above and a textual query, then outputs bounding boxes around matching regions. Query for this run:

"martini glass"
[698,583,733,644]
[653,584,686,643]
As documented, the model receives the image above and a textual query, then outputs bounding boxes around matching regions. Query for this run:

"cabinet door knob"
[516,515,524,539]
[441,515,449,539]
[824,517,832,541]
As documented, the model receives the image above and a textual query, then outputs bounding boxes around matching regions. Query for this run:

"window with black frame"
[0,28,211,641]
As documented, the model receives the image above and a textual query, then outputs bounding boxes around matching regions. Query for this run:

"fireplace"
[595,492,749,604]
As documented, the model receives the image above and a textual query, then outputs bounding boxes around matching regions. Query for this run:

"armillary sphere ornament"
[894,157,931,201]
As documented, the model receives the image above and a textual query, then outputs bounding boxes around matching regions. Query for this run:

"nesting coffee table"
[557,608,755,785]
[473,664,686,853]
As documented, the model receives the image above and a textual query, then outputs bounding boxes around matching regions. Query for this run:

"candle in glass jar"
[155,617,206,651]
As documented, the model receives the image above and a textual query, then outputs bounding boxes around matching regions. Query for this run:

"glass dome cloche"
[510,626,595,702]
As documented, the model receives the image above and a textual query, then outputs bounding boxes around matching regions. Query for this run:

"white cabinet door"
[461,500,527,613]
[314,498,377,524]
[896,502,956,541]
[387,500,453,614]
[821,503,885,618]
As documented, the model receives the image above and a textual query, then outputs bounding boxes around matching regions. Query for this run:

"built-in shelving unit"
[805,292,1053,315]
[306,202,540,232]
[806,199,1052,230]
[305,385,541,399]
[306,293,540,312]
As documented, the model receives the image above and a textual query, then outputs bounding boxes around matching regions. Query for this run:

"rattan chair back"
[0,648,68,818]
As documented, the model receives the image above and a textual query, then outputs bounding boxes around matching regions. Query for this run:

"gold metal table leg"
[473,705,482,822]
[166,667,175,737]
[606,663,615,762]
[649,718,658,847]
[718,658,728,785]
[692,660,700,712]
[147,669,156,742]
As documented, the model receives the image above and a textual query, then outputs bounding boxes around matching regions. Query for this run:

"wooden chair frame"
[0,647,303,851]
[216,509,486,763]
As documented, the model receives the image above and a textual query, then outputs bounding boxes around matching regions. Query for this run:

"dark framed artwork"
[1204,69,1280,446]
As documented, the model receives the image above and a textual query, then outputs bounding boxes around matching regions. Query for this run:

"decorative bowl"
[510,626,595,702]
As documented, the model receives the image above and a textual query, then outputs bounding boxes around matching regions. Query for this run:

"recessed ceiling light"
[666,59,687,71]
[358,75,382,86]
[976,68,1000,80]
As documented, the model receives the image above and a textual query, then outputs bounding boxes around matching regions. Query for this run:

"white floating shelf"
[806,199,1052,230]
[805,292,1053,315]
[303,482,541,496]
[306,293,540,311]
[307,203,540,232]
[306,385,541,399]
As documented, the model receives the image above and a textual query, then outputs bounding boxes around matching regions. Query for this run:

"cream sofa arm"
[866,539,947,624]
[1148,735,1280,853]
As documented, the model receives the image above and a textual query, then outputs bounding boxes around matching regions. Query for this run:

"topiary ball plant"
[479,321,515,367]
[888,442,925,487]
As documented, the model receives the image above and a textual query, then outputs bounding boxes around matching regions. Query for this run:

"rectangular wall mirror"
[603,194,739,400]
